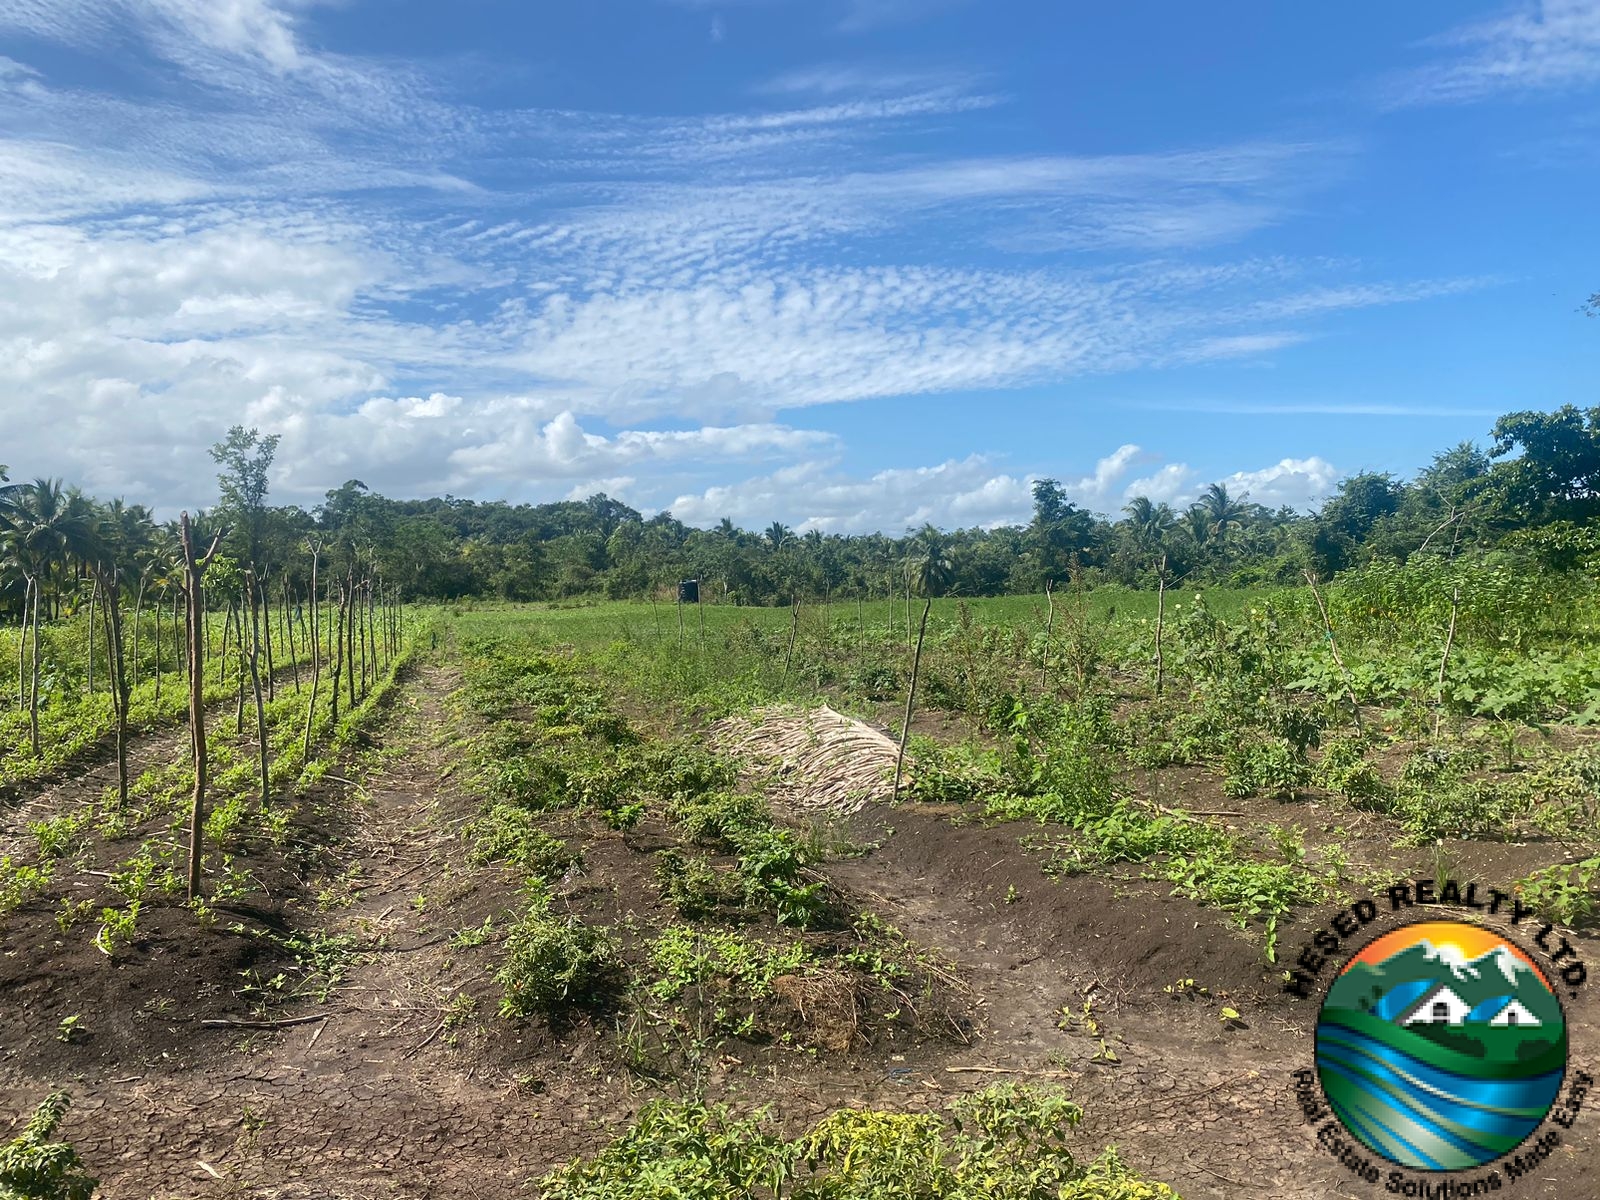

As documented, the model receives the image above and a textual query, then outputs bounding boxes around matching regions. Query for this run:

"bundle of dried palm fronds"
[711,705,904,815]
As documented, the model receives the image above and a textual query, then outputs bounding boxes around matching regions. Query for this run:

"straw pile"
[711,705,905,815]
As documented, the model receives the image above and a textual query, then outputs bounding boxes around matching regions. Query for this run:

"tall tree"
[1486,405,1600,525]
[210,427,281,571]
[905,524,956,598]
[1198,483,1249,545]
[1029,479,1096,584]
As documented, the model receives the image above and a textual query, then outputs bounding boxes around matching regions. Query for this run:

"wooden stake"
[892,596,933,803]
[782,598,800,682]
[1303,570,1362,732]
[246,573,269,808]
[303,542,322,764]
[1040,578,1055,693]
[181,513,227,901]
[86,573,97,695]
[1434,586,1460,738]
[1154,556,1168,699]
[29,576,41,756]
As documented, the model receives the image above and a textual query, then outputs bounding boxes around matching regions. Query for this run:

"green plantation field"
[7,411,1600,1195]
[439,555,1600,958]
[6,560,1600,1196]
[455,559,1600,730]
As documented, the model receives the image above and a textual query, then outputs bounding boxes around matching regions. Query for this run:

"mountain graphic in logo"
[1316,920,1568,1171]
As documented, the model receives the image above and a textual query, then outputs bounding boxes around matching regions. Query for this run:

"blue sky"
[2,0,1597,531]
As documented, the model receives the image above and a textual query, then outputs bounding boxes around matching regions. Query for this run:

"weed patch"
[539,1084,1177,1199]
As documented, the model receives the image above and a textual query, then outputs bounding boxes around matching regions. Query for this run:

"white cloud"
[1179,332,1311,362]
[0,0,1469,526]
[756,62,979,97]
[0,192,1455,513]
[1124,464,1197,505]
[1060,444,1143,511]
[1217,457,1340,510]
[670,455,1031,533]
[1386,0,1600,105]
[566,476,637,503]
[0,55,41,83]
[665,446,1340,534]
[1239,279,1490,321]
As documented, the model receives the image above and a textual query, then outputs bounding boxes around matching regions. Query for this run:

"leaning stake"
[892,595,932,803]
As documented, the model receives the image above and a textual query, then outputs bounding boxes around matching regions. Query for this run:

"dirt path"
[6,665,624,1199]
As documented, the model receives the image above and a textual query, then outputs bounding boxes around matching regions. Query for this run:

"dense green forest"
[4,406,1599,618]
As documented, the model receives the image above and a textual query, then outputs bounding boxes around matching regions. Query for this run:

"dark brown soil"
[828,803,1600,1198]
[4,664,1599,1199]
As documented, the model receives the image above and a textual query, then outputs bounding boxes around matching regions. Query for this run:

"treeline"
[3,406,1599,615]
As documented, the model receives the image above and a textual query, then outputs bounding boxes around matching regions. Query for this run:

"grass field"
[4,571,1600,1197]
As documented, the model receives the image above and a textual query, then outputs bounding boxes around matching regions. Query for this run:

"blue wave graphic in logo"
[1316,1021,1565,1170]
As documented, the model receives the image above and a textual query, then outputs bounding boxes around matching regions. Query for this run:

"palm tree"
[1199,483,1249,544]
[764,522,793,552]
[1179,505,1212,554]
[905,524,956,598]
[1123,496,1177,554]
[2,480,100,753]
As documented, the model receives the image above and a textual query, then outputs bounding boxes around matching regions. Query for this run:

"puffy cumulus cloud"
[1052,444,1337,514]
[1060,444,1143,510]
[669,457,1033,533]
[1215,456,1340,510]
[665,446,1340,535]
[1123,464,1198,505]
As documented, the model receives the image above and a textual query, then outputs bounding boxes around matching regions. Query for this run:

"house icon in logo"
[1399,981,1543,1029]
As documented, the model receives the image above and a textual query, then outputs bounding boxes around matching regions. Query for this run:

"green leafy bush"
[0,1091,96,1200]
[1392,778,1514,843]
[1221,738,1311,800]
[538,1084,1177,1200]
[1315,736,1390,809]
[666,790,770,846]
[1163,846,1319,962]
[1046,802,1220,874]
[466,804,579,881]
[730,826,833,928]
[654,849,739,919]
[647,924,809,1003]
[1518,857,1600,928]
[0,858,54,918]
[495,887,617,1018]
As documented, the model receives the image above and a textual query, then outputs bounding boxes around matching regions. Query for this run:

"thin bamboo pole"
[892,595,933,803]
